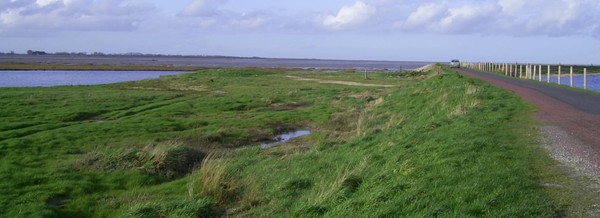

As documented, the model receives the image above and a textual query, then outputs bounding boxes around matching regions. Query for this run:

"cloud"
[0,0,153,36]
[437,4,497,33]
[180,0,226,17]
[402,3,448,29]
[393,0,600,38]
[323,1,376,30]
[2,0,599,40]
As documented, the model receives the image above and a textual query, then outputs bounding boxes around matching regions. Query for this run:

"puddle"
[260,130,311,149]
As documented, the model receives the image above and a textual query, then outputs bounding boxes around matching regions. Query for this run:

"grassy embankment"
[0,66,566,217]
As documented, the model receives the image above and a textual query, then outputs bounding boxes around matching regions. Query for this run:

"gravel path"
[457,68,600,216]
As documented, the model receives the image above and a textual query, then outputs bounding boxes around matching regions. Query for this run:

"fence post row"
[461,61,590,90]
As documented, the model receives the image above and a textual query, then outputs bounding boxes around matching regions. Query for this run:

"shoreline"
[0,55,433,71]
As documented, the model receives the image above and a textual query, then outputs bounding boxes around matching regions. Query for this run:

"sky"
[1,0,600,64]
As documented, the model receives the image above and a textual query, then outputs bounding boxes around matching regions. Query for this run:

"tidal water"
[260,130,311,149]
[0,71,185,87]
[534,75,600,92]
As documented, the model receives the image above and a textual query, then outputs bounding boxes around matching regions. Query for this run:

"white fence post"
[584,68,588,89]
[520,65,523,78]
[538,65,542,81]
[547,65,550,83]
[570,66,574,87]
[558,65,562,85]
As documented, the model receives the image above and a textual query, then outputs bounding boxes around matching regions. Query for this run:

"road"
[456,68,600,180]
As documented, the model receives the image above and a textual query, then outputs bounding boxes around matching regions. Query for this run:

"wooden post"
[570,66,574,87]
[584,68,587,89]
[558,65,562,85]
[364,69,368,80]
[538,65,542,81]
[547,65,550,83]
[519,65,523,78]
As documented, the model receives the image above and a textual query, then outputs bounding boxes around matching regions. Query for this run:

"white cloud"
[323,1,376,30]
[237,12,269,29]
[36,0,60,7]
[180,0,226,17]
[0,0,153,35]
[403,3,448,29]
[1,0,599,40]
[437,4,497,33]
[498,0,530,14]
[392,0,600,37]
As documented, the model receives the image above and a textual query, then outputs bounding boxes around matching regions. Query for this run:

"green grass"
[0,67,564,217]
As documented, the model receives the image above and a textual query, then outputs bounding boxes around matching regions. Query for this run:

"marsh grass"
[0,67,569,217]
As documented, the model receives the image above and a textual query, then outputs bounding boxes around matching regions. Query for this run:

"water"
[533,75,600,92]
[0,71,185,87]
[260,130,311,149]
[1,55,433,71]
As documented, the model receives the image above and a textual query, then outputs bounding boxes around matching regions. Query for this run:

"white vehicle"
[450,59,460,68]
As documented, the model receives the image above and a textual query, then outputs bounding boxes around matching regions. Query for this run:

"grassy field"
[0,66,566,217]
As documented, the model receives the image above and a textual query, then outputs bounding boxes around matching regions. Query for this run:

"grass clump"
[138,141,206,178]
[125,198,215,218]
[76,141,205,179]
[187,153,237,205]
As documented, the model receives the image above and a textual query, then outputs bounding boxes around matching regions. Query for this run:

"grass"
[0,66,568,217]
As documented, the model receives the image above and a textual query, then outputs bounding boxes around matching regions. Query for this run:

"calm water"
[1,55,433,71]
[0,71,185,87]
[260,130,311,149]
[535,75,600,92]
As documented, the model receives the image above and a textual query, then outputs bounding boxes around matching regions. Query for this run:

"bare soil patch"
[285,75,395,88]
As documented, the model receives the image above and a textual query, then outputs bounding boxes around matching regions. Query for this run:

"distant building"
[27,50,47,55]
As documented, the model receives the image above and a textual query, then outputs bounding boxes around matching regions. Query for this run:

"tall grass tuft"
[138,141,206,178]
[188,153,238,205]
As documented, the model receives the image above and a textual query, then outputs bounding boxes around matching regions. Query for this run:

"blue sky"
[1,0,600,64]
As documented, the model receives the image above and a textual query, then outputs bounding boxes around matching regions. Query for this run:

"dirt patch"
[285,76,395,88]
[411,64,436,72]
[268,102,312,111]
[46,195,67,209]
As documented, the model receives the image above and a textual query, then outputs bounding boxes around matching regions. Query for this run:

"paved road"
[456,68,600,115]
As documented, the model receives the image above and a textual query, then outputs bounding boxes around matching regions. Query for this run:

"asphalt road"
[456,68,600,115]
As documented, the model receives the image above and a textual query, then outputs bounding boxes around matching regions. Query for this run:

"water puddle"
[260,130,311,149]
